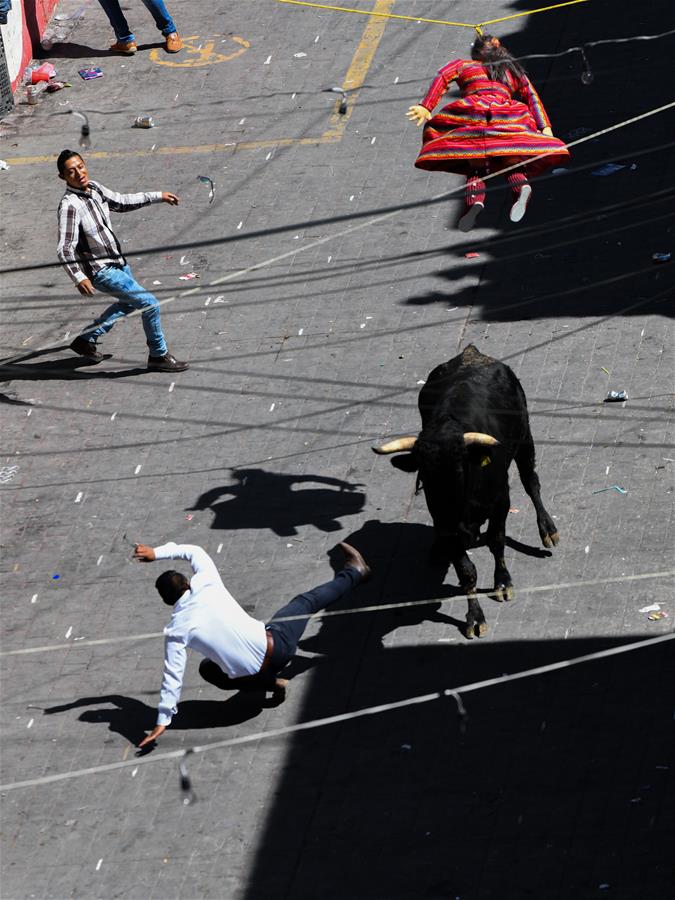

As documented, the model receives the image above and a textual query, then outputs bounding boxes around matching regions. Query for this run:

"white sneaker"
[509,184,532,223]
[458,201,484,232]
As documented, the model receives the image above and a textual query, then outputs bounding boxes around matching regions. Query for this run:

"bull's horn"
[463,432,499,447]
[372,436,417,455]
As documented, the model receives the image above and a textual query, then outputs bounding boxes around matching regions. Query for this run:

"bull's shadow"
[298,520,476,658]
[42,693,265,749]
[187,468,366,537]
[294,518,555,663]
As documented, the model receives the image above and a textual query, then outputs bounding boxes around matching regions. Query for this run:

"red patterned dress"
[415,59,569,177]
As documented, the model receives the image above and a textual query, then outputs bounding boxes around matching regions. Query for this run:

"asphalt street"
[0,1,673,898]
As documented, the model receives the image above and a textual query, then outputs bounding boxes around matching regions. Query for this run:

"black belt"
[259,630,275,673]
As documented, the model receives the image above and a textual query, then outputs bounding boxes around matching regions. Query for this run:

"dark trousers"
[199,567,361,692]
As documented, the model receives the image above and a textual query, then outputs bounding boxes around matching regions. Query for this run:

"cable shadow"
[188,468,367,537]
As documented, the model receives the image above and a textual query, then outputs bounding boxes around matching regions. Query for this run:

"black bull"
[373,345,559,638]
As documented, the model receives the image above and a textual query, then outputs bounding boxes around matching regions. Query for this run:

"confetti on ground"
[639,603,660,613]
[185,514,193,521]
[178,273,200,280]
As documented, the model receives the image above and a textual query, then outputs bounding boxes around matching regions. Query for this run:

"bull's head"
[372,431,500,539]
[372,432,498,457]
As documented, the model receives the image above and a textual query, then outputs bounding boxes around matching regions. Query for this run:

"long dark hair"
[471,34,526,86]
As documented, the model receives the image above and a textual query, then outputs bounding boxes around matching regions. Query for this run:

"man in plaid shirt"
[56,149,188,372]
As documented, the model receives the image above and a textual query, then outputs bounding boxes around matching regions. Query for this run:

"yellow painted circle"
[150,34,250,68]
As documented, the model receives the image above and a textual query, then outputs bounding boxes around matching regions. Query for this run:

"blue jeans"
[84,264,167,356]
[265,567,362,668]
[97,0,177,42]
[198,567,363,691]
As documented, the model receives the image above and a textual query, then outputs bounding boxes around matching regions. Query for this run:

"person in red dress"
[407,34,570,230]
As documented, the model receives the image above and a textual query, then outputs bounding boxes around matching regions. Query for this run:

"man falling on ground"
[134,540,370,748]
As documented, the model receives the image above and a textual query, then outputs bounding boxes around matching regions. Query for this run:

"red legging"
[464,160,528,210]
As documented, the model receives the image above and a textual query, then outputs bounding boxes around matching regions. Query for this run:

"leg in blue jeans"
[96,0,135,42]
[139,0,177,36]
[266,567,363,667]
[84,265,167,356]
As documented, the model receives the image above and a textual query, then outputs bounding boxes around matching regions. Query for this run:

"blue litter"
[592,485,627,495]
[592,163,625,176]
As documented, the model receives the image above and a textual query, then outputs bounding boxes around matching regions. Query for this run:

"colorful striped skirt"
[415,91,570,177]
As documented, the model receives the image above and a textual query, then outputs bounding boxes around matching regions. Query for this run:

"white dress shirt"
[153,543,267,726]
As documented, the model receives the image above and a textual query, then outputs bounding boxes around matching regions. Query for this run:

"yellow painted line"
[324,0,395,137]
[4,0,393,167]
[6,135,339,166]
[149,34,249,68]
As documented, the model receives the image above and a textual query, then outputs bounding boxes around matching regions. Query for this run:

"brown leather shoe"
[110,40,137,54]
[270,678,289,706]
[338,542,371,580]
[69,336,104,362]
[165,32,183,53]
[147,352,189,372]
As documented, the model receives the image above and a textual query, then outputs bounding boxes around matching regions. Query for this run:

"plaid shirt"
[56,180,162,284]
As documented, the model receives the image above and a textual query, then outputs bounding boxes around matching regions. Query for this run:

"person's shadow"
[42,693,265,751]
[188,468,367,536]
[0,352,146,383]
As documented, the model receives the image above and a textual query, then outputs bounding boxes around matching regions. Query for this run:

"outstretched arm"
[138,636,187,748]
[407,59,463,126]
[134,541,224,591]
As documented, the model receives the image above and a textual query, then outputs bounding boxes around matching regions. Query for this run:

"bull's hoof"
[494,584,514,602]
[464,620,487,639]
[542,531,560,548]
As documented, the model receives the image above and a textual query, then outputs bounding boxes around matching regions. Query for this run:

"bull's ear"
[390,453,419,473]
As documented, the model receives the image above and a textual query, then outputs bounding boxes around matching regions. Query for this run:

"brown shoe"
[110,40,137,54]
[165,32,183,53]
[269,678,289,706]
[69,336,104,362]
[338,542,371,580]
[147,352,189,372]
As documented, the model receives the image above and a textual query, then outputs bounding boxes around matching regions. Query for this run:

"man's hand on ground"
[138,724,166,748]
[133,543,156,562]
[77,278,95,296]
[162,192,180,205]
